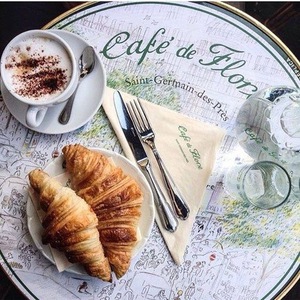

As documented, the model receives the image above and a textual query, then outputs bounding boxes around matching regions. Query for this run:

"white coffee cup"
[0,30,78,128]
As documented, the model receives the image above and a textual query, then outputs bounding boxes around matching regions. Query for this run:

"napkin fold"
[103,87,225,265]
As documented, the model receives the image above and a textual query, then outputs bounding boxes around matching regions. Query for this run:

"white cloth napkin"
[103,87,225,265]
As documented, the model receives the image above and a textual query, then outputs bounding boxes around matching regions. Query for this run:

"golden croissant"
[28,169,112,282]
[62,144,143,279]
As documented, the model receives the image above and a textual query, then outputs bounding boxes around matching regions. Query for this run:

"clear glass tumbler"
[235,86,300,163]
[224,161,291,209]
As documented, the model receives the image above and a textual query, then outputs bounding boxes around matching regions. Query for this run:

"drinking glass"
[235,86,300,163]
[224,161,291,209]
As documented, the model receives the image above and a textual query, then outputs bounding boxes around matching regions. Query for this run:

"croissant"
[62,144,143,278]
[28,169,112,282]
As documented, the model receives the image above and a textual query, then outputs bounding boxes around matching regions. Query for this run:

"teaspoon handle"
[58,86,78,124]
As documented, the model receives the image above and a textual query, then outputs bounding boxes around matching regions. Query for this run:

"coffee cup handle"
[26,106,48,127]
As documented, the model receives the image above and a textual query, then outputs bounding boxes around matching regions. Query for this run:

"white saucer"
[1,30,106,134]
[27,148,155,276]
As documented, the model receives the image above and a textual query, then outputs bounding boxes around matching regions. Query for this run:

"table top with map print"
[0,2,299,300]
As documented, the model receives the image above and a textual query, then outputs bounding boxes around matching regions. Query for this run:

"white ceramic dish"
[27,148,155,276]
[1,29,106,134]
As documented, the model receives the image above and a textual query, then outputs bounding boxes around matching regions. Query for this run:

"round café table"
[0,2,299,299]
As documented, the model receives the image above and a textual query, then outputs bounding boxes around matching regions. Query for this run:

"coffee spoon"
[58,46,96,124]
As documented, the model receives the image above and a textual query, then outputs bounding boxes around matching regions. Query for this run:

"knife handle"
[152,149,190,220]
[143,163,178,232]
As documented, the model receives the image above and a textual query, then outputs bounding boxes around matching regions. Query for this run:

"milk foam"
[5,36,72,102]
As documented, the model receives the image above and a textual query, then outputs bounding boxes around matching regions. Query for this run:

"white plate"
[1,29,106,134]
[27,148,155,275]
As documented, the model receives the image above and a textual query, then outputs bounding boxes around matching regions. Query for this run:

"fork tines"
[127,99,151,134]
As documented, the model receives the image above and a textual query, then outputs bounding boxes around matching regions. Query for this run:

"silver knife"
[114,90,178,233]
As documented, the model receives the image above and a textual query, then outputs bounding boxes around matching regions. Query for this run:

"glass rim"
[241,160,292,209]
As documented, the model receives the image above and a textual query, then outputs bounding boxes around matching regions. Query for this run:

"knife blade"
[114,90,178,232]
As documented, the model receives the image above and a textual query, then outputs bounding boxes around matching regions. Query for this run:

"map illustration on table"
[0,2,299,299]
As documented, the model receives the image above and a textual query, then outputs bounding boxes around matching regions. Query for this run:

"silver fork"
[127,98,190,220]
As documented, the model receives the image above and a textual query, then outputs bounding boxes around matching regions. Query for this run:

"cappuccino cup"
[0,30,78,128]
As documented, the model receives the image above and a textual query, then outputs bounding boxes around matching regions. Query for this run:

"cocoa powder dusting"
[5,53,69,99]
